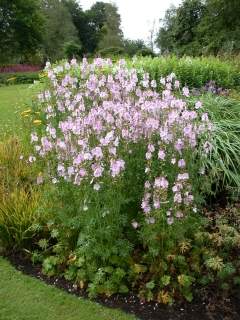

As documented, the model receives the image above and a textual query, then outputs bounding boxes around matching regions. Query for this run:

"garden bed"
[5,251,240,320]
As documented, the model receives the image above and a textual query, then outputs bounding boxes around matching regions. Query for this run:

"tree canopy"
[156,0,240,56]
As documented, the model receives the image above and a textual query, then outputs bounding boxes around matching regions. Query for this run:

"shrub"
[0,72,40,86]
[98,46,125,57]
[27,58,221,301]
[63,41,82,60]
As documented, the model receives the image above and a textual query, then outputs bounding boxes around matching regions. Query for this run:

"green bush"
[0,72,40,86]
[98,46,125,57]
[26,58,240,304]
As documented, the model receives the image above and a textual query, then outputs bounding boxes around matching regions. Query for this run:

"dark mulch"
[5,252,240,320]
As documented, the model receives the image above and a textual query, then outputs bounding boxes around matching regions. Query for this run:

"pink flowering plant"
[29,58,214,300]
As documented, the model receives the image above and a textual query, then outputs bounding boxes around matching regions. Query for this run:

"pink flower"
[92,147,103,159]
[195,101,202,109]
[174,193,182,203]
[154,177,169,189]
[31,133,38,143]
[158,149,166,160]
[153,199,160,209]
[141,200,151,213]
[148,144,155,152]
[145,152,152,160]
[182,86,190,97]
[174,80,180,89]
[178,159,186,168]
[176,211,183,218]
[177,173,189,181]
[92,163,104,178]
[110,159,125,177]
[144,181,151,189]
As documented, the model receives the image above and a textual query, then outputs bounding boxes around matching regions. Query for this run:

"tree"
[41,0,80,61]
[97,3,123,51]
[0,0,44,63]
[156,0,240,56]
[123,39,149,56]
[63,0,86,54]
[156,5,178,54]
[197,0,240,54]
[156,0,204,55]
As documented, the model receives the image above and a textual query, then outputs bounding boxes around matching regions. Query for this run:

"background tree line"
[0,0,239,64]
[156,0,240,56]
[0,0,151,64]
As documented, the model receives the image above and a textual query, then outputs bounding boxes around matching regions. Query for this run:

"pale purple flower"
[177,173,189,181]
[110,159,125,177]
[31,133,38,143]
[148,144,155,152]
[195,101,202,109]
[174,80,180,89]
[158,149,166,160]
[176,211,183,218]
[92,164,104,178]
[178,159,186,168]
[174,193,182,203]
[145,152,152,160]
[154,177,169,189]
[182,86,190,97]
[144,181,151,189]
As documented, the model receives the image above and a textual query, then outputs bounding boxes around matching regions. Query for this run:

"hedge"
[0,72,40,86]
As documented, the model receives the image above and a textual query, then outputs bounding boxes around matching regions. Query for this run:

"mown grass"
[0,84,36,135]
[0,258,136,320]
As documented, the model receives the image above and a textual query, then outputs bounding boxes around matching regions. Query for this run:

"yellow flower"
[7,77,16,82]
[20,109,32,116]
[33,119,42,125]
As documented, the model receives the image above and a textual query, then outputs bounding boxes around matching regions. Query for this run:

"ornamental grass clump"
[29,58,215,301]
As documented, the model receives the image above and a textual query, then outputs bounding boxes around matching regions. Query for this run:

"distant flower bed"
[0,64,42,73]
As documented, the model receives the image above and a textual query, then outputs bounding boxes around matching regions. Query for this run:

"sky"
[79,0,182,43]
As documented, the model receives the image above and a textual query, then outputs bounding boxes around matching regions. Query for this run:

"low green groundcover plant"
[14,57,238,304]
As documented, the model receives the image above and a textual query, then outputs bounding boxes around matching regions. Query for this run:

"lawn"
[0,258,136,320]
[0,84,36,135]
